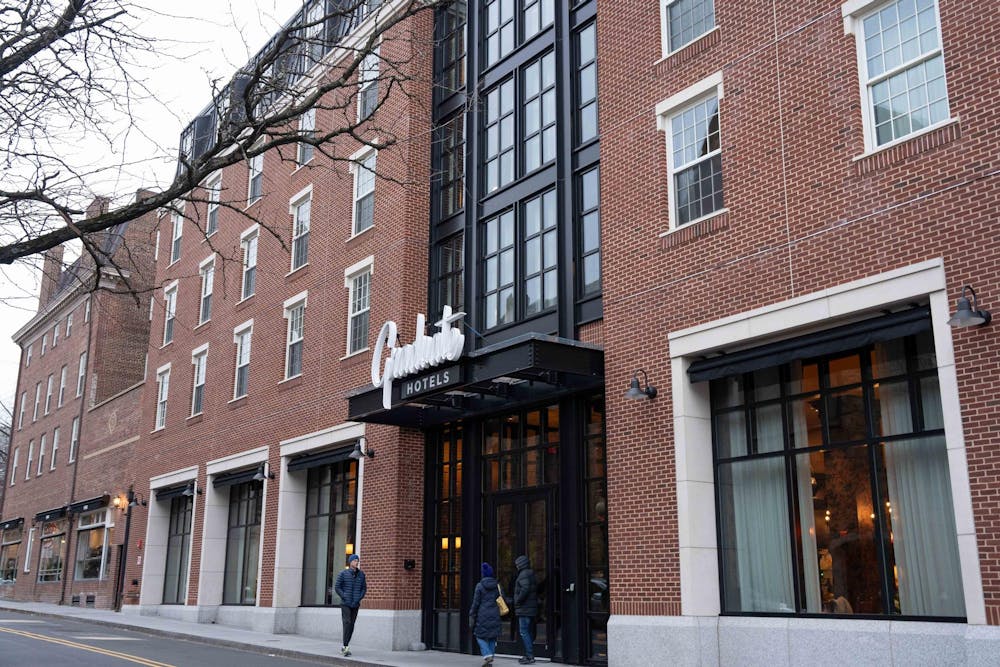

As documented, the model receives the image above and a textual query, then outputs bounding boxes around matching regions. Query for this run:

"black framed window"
[223,481,263,605]
[522,52,556,174]
[523,189,557,316]
[482,405,560,492]
[436,234,465,313]
[575,22,598,145]
[711,330,965,618]
[301,459,359,606]
[430,425,463,651]
[577,167,600,297]
[484,0,553,68]
[582,395,609,662]
[436,114,465,218]
[0,527,22,584]
[163,495,193,605]
[436,2,467,97]
[484,79,515,193]
[482,210,516,329]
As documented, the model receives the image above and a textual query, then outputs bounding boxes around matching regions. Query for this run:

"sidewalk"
[0,599,528,666]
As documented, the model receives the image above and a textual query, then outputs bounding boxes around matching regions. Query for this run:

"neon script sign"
[371,306,466,409]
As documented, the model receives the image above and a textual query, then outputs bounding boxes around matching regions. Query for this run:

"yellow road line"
[0,626,175,667]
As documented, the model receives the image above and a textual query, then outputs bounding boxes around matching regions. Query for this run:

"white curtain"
[731,407,794,612]
[879,368,965,616]
[791,407,822,612]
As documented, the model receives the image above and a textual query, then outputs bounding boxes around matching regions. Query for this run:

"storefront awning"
[155,484,191,501]
[287,444,356,472]
[0,518,23,531]
[34,506,67,522]
[347,333,604,427]
[686,307,931,383]
[67,495,110,514]
[213,466,260,488]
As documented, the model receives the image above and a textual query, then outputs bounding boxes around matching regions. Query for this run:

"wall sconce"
[252,462,275,482]
[181,481,202,497]
[403,559,416,570]
[111,494,128,511]
[624,369,657,400]
[349,437,376,460]
[948,285,992,328]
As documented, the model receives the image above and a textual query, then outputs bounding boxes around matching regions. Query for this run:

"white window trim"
[357,45,381,122]
[247,152,264,207]
[288,184,313,273]
[50,427,59,471]
[240,224,260,302]
[69,417,79,463]
[25,441,33,481]
[659,0,718,59]
[33,382,40,421]
[655,71,727,232]
[36,434,46,476]
[65,313,73,338]
[25,344,31,367]
[23,527,34,572]
[9,447,17,486]
[198,255,215,325]
[17,392,25,430]
[297,107,316,167]
[44,375,53,414]
[191,344,209,417]
[344,256,375,358]
[58,365,66,407]
[154,363,172,431]
[349,146,378,238]
[169,209,184,265]
[163,280,179,346]
[232,319,254,400]
[205,173,221,235]
[843,0,954,155]
[282,292,308,380]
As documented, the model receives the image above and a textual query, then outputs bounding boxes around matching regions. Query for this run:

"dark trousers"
[341,605,359,646]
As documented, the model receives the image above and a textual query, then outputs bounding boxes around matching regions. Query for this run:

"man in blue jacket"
[334,554,367,656]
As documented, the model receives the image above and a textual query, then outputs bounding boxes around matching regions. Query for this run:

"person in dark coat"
[514,554,539,664]
[469,562,502,666]
[334,554,367,657]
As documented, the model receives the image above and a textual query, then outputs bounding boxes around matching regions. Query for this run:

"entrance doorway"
[487,491,554,659]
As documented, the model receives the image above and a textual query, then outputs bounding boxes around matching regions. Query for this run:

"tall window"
[522,189,557,316]
[25,441,33,480]
[661,0,715,54]
[522,0,554,41]
[25,343,32,367]
[155,367,170,430]
[170,211,183,263]
[522,52,556,174]
[291,192,311,270]
[855,0,949,147]
[437,234,465,313]
[347,270,371,354]
[8,448,17,486]
[483,210,515,328]
[575,23,598,144]
[223,481,263,605]
[304,0,326,67]
[436,115,465,217]
[436,2,466,97]
[17,392,25,430]
[41,334,47,356]
[484,79,515,192]
[206,175,221,235]
[52,324,59,348]
[241,228,258,299]
[37,520,65,582]
[298,108,316,165]
[85,298,90,322]
[33,382,40,421]
[75,510,111,580]
[199,258,214,324]
[429,425,463,651]
[0,526,21,584]
[352,151,376,235]
[710,330,964,618]
[191,348,207,416]
[36,434,46,475]
[50,427,59,470]
[69,416,79,463]
[301,459,359,605]
[285,300,306,378]
[58,365,67,407]
[44,374,53,414]
[248,153,263,204]
[163,495,193,605]
[358,47,380,120]
[163,285,177,345]
[66,312,73,338]
[234,324,252,399]
[77,352,87,397]
[578,167,601,296]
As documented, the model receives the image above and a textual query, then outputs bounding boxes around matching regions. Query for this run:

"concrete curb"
[0,605,377,666]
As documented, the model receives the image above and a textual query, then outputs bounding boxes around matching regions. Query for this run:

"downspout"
[59,295,94,605]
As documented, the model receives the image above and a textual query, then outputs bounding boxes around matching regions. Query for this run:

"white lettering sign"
[371,306,466,409]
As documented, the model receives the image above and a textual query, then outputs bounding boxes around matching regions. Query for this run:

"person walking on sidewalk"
[334,554,367,657]
[513,554,538,664]
[469,562,502,667]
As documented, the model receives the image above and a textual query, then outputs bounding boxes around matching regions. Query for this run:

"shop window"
[222,481,263,605]
[301,459,359,605]
[74,510,112,580]
[711,330,965,618]
[37,520,66,582]
[163,495,193,605]
[0,526,21,584]
[430,425,464,651]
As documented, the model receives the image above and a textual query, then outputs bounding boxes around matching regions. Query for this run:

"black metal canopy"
[0,518,23,532]
[34,506,67,522]
[67,495,110,514]
[347,333,604,428]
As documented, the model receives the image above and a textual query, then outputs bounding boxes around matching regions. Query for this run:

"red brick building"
[599,0,1000,663]
[0,196,157,610]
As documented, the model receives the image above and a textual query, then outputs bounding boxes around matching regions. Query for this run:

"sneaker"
[518,658,535,665]
[341,646,351,657]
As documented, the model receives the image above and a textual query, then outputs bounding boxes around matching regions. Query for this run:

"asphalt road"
[0,609,327,666]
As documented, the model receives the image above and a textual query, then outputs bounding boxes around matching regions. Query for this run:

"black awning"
[0,518,23,531]
[213,466,260,488]
[687,307,931,383]
[348,333,604,427]
[155,484,191,501]
[35,507,67,522]
[67,495,110,514]
[287,444,356,472]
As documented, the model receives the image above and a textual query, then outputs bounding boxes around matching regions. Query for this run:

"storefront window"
[712,331,965,618]
[430,425,463,651]
[37,520,66,583]
[163,496,193,604]
[74,510,112,580]
[223,481,262,605]
[301,459,358,606]
[0,527,21,584]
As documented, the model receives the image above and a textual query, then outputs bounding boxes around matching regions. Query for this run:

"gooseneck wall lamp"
[948,285,992,328]
[252,462,276,482]
[349,437,376,460]
[624,369,657,401]
[181,481,202,497]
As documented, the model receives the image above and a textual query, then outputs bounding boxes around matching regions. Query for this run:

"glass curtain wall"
[712,330,965,618]
[163,496,193,604]
[223,481,263,605]
[301,460,359,606]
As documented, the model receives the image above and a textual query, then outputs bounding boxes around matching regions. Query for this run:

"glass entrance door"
[487,491,553,659]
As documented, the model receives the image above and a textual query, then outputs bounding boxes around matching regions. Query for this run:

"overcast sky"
[0,0,303,410]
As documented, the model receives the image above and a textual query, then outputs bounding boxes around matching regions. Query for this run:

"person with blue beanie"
[469,562,502,666]
[334,554,367,657]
